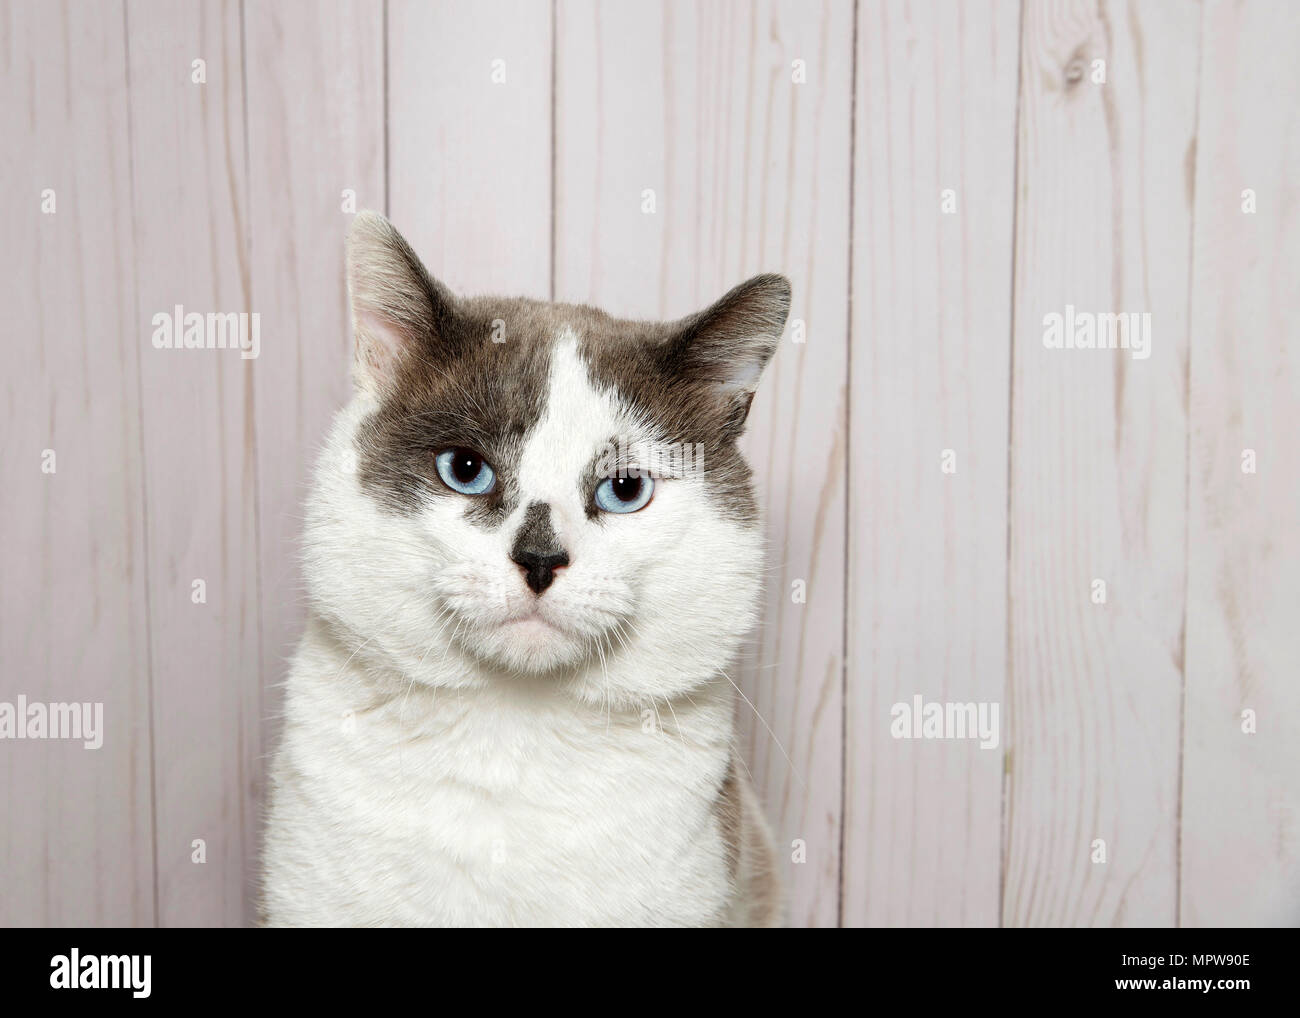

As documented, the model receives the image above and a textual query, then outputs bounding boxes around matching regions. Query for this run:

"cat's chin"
[467,614,591,675]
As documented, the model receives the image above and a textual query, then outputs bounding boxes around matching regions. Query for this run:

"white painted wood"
[387,0,553,297]
[1181,0,1300,928]
[842,0,1019,928]
[555,0,852,928]
[125,0,258,927]
[1004,0,1199,926]
[0,0,155,927]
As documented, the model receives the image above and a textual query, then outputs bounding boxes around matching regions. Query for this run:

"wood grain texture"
[125,0,258,926]
[1004,0,1199,926]
[243,0,384,838]
[387,0,553,297]
[0,0,154,927]
[842,0,1019,927]
[554,0,852,928]
[1181,0,1300,927]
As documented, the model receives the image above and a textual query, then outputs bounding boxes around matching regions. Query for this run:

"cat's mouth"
[502,610,559,633]
[450,606,590,675]
[432,574,633,674]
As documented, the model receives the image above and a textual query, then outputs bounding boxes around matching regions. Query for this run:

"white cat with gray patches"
[261,211,789,927]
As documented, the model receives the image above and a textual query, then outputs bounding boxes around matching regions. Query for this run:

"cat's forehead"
[356,303,664,519]
[514,332,637,505]
[354,297,756,524]
[392,295,692,442]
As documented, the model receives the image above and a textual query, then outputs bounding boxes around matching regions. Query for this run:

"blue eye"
[435,448,496,495]
[594,475,654,514]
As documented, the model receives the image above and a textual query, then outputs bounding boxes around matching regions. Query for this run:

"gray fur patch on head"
[354,298,559,527]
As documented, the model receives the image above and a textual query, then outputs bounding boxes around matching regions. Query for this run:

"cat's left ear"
[665,274,790,435]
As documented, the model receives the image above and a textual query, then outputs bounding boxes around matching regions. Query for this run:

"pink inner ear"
[354,309,408,386]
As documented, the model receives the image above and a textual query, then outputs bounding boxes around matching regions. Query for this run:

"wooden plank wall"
[1182,0,1300,928]
[0,0,1296,927]
[1,0,154,926]
[1004,0,1198,927]
[843,0,1017,927]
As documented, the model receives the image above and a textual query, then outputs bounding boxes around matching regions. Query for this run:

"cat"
[261,211,789,927]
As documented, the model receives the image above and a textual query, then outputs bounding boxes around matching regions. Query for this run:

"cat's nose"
[509,501,569,595]
[511,547,570,594]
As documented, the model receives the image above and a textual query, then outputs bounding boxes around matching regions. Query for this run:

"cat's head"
[305,211,788,706]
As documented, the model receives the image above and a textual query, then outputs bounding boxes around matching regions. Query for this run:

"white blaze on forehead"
[515,331,625,519]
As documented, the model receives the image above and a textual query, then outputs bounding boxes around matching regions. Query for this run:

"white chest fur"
[263,619,738,927]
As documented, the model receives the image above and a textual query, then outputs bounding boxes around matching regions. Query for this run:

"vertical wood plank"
[0,0,154,927]
[242,0,385,847]
[1181,0,1300,927]
[842,0,1019,927]
[1004,0,1198,926]
[555,0,852,928]
[387,0,552,297]
[126,0,257,926]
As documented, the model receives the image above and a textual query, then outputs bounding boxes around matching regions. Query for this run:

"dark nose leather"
[510,547,570,594]
[509,502,569,594]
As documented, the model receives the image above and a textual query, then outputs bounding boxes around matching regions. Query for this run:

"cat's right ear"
[346,210,455,396]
